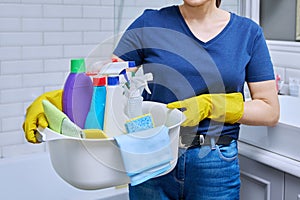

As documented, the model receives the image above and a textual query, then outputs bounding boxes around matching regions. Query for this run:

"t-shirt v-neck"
[175,6,233,46]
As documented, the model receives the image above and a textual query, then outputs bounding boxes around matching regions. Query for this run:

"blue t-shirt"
[114,5,274,139]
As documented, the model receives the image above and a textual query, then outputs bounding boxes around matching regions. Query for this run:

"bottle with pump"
[62,58,93,129]
[84,77,106,130]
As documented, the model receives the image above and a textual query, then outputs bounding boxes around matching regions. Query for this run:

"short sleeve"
[245,27,275,82]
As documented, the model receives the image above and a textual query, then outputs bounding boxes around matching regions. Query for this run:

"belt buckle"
[178,134,205,148]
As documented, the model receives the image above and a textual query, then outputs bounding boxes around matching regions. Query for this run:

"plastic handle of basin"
[36,126,65,142]
[165,109,186,129]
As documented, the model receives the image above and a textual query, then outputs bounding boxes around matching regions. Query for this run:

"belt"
[179,134,234,149]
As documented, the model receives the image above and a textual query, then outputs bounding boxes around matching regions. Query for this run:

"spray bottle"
[102,61,136,137]
[124,73,153,118]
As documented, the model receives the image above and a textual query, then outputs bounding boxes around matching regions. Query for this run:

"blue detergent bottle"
[84,76,106,130]
[62,58,93,129]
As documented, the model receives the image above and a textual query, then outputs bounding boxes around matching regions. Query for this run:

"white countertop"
[238,141,300,178]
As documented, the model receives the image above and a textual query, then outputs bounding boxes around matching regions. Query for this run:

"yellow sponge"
[83,129,108,139]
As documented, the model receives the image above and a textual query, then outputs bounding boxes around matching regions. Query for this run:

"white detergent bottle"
[100,60,136,137]
[103,75,128,137]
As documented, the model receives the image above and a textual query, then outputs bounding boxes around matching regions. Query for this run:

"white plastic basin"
[38,101,185,190]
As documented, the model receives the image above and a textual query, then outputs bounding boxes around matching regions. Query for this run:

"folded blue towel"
[114,125,172,186]
[129,162,171,186]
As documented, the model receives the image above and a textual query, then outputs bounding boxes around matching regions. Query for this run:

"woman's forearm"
[238,80,280,127]
[239,99,279,126]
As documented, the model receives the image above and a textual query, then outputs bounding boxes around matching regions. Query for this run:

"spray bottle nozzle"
[124,73,153,98]
[88,60,136,77]
[120,69,130,89]
[140,73,153,94]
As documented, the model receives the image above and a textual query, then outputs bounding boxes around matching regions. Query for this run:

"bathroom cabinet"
[284,174,300,200]
[239,145,300,200]
[239,155,284,200]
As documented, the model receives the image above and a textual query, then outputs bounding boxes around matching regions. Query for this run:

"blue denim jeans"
[129,140,240,200]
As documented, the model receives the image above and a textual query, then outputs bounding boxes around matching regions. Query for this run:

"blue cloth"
[113,5,275,139]
[129,140,240,200]
[114,125,172,186]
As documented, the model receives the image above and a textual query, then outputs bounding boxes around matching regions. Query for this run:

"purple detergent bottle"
[62,58,93,129]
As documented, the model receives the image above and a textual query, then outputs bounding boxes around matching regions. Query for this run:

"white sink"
[239,95,300,162]
[278,95,300,127]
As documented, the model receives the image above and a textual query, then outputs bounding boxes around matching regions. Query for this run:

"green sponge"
[125,113,154,133]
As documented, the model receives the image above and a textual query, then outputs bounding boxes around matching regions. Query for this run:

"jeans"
[129,140,240,200]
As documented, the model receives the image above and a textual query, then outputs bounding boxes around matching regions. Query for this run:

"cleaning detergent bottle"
[62,58,93,129]
[84,76,106,130]
[103,75,128,137]
[124,73,153,118]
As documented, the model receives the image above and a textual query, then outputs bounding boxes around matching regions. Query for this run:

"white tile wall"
[269,41,300,95]
[286,68,300,83]
[22,18,63,31]
[0,0,114,158]
[0,0,241,158]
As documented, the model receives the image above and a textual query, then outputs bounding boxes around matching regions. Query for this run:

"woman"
[23,0,279,199]
[112,0,279,199]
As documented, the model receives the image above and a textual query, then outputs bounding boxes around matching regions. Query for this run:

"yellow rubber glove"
[22,89,63,143]
[167,93,244,127]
